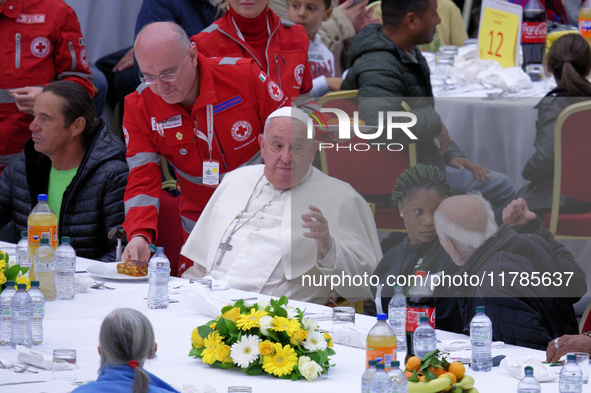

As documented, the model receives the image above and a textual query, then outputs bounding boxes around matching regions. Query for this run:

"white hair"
[434,193,498,253]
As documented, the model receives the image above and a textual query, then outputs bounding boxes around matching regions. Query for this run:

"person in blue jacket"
[73,308,178,393]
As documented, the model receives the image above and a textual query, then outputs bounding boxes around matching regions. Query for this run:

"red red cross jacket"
[0,0,93,172]
[192,8,312,101]
[122,54,287,257]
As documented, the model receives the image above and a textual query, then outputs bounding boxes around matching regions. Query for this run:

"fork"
[91,281,115,290]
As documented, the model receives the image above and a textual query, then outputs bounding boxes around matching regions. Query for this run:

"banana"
[456,375,475,390]
[452,388,463,393]
[462,388,479,393]
[408,375,452,393]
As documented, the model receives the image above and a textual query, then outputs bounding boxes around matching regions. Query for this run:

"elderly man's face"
[258,117,317,189]
[135,41,198,106]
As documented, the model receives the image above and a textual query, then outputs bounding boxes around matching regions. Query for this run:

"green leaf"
[291,372,300,381]
[245,364,263,376]
[326,348,336,356]
[5,264,22,280]
[188,347,200,357]
[213,361,235,370]
[277,296,289,306]
[408,370,420,382]
[198,325,213,339]
[423,367,437,380]
[267,329,281,342]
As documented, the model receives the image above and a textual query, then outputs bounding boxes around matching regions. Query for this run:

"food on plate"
[116,260,148,277]
[405,350,476,393]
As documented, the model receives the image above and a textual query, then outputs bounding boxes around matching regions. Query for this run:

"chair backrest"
[549,100,591,235]
[156,188,183,277]
[580,299,591,334]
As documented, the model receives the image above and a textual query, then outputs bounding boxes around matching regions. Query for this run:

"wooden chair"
[543,100,591,239]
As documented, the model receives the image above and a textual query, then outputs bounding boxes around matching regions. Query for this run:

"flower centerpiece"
[0,250,30,293]
[189,296,335,381]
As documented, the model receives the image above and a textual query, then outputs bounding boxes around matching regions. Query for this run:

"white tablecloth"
[0,243,571,393]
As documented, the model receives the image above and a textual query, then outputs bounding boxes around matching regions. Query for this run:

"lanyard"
[194,104,215,161]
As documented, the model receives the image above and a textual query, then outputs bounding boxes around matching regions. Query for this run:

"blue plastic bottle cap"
[476,306,485,313]
[375,363,385,370]
[17,284,26,290]
[40,238,49,245]
[368,360,377,366]
[377,313,387,320]
[567,354,576,361]
[31,281,40,287]
[21,231,27,237]
[524,366,533,375]
[5,280,15,286]
[61,236,70,243]
[392,360,400,367]
[38,194,48,201]
[420,316,429,323]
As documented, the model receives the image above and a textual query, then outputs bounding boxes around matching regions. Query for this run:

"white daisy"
[303,330,328,351]
[302,318,318,331]
[282,305,299,319]
[230,335,261,368]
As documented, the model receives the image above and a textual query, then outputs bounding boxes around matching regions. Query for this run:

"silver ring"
[554,338,559,350]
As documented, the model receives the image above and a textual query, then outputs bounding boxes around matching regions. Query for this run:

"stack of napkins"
[16,346,52,370]
[500,355,558,382]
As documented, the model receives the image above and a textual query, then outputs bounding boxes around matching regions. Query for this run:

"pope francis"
[181,107,382,304]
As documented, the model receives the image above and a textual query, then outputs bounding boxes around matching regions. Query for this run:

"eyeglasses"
[139,49,191,85]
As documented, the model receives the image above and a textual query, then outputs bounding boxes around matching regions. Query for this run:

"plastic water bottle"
[361,360,377,393]
[517,366,541,393]
[28,281,45,345]
[388,285,407,361]
[16,231,30,277]
[470,306,492,372]
[147,246,170,309]
[366,313,397,370]
[34,238,56,301]
[10,284,33,348]
[369,362,392,393]
[0,280,16,346]
[413,315,437,359]
[406,270,435,360]
[560,354,583,393]
[388,360,408,393]
[56,237,76,300]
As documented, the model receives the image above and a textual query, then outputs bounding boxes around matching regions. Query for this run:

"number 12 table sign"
[477,0,523,68]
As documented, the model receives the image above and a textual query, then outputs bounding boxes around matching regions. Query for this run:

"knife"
[0,380,46,386]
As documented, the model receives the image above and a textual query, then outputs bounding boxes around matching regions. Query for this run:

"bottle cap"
[37,194,48,202]
[377,313,387,321]
[420,316,429,323]
[524,366,533,375]
[394,284,403,293]
[368,360,377,366]
[567,354,576,361]
[17,283,27,290]
[61,236,70,244]
[5,280,15,286]
[476,306,485,313]
[21,231,27,238]
[391,360,400,367]
[40,238,49,245]
[31,281,40,287]
[416,270,427,278]
[157,246,164,252]
[149,244,157,253]
[375,363,385,370]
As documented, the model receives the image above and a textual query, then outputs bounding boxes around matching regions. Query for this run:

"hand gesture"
[502,198,536,227]
[302,205,333,258]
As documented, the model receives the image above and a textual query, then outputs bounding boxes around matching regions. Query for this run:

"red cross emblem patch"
[294,64,305,86]
[268,81,284,102]
[231,121,253,142]
[79,48,89,69]
[30,36,51,58]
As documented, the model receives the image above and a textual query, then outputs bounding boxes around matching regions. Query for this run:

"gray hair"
[98,308,156,393]
[135,21,191,52]
[434,193,498,253]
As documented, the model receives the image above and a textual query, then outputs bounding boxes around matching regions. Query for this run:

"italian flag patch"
[259,72,267,82]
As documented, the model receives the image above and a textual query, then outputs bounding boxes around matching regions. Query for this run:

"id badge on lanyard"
[195,105,220,186]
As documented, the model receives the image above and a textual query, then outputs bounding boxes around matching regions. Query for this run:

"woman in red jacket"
[193,0,313,101]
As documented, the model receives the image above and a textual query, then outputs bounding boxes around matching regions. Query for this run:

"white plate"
[86,262,147,281]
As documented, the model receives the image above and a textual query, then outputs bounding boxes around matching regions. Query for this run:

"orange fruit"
[448,361,465,380]
[445,371,458,384]
[405,356,421,372]
[429,365,447,377]
[418,375,428,382]
[438,373,453,391]
[404,371,413,379]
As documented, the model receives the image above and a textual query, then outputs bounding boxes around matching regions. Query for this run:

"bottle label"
[366,346,396,369]
[28,225,58,248]
[580,19,591,38]
[521,21,547,43]
[406,307,436,332]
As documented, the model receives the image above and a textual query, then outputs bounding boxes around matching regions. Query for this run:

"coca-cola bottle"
[405,270,435,361]
[521,0,547,70]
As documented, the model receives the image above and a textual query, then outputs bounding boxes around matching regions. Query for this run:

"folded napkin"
[332,325,367,349]
[75,275,94,293]
[181,283,231,318]
[203,275,230,291]
[16,346,52,370]
[439,340,504,352]
[500,355,558,382]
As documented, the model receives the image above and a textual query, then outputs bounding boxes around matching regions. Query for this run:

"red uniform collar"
[191,53,217,114]
[1,0,23,18]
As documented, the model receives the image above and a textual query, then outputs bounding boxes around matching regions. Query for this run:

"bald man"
[434,195,586,350]
[121,22,286,274]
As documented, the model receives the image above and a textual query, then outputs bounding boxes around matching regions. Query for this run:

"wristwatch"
[582,331,591,338]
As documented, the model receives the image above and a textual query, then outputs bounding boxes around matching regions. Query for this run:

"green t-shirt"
[48,166,78,219]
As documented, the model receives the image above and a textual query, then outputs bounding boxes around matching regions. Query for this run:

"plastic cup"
[228,387,252,393]
[573,352,589,384]
[52,349,77,381]
[332,306,355,328]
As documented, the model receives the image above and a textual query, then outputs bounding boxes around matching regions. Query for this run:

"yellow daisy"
[270,316,301,337]
[236,309,269,331]
[222,307,241,323]
[15,275,30,291]
[262,343,298,377]
[201,331,223,365]
[323,332,333,348]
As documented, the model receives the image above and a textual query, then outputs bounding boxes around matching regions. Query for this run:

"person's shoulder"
[222,165,264,184]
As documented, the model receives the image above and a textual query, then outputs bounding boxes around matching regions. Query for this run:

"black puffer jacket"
[341,24,464,168]
[456,219,587,350]
[0,120,128,261]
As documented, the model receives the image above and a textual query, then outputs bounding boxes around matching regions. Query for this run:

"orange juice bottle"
[579,0,591,46]
[27,194,58,280]
[366,313,397,371]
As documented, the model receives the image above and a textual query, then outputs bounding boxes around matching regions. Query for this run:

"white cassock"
[181,165,382,304]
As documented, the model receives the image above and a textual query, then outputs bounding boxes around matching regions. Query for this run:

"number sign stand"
[477,0,522,68]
